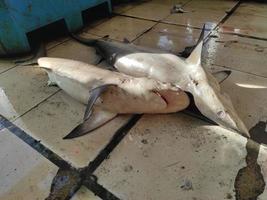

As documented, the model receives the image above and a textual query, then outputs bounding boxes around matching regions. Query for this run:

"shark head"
[182,39,249,138]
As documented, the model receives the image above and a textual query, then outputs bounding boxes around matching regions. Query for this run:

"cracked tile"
[0,128,58,200]
[14,91,131,168]
[133,23,201,54]
[94,114,247,200]
[85,16,156,42]
[0,65,58,121]
[122,2,171,21]
[204,33,267,78]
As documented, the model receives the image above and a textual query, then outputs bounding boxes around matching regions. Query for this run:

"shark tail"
[70,33,98,46]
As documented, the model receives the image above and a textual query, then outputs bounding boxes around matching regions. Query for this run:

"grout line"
[182,0,193,7]
[218,31,267,42]
[219,1,242,25]
[0,64,19,76]
[11,89,61,123]
[0,114,72,169]
[83,176,120,200]
[113,11,212,31]
[213,1,267,41]
[210,64,267,79]
[46,38,72,51]
[0,113,121,200]
[85,114,142,174]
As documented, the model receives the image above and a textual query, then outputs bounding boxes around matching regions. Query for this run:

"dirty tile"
[0,65,58,121]
[14,91,131,168]
[205,65,267,131]
[0,128,58,200]
[221,12,267,39]
[47,38,100,64]
[85,16,156,42]
[184,0,238,12]
[122,2,171,21]
[112,2,137,14]
[133,23,201,54]
[70,186,101,200]
[163,8,225,28]
[94,114,247,200]
[203,33,267,77]
[235,2,267,18]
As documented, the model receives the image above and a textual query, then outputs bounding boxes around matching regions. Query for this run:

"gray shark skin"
[71,26,249,138]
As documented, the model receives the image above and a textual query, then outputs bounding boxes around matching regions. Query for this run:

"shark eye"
[217,110,226,118]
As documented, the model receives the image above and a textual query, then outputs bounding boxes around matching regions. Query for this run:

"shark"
[70,25,250,138]
[37,57,190,139]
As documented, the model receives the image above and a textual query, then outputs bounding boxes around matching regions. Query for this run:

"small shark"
[37,57,190,139]
[71,25,250,138]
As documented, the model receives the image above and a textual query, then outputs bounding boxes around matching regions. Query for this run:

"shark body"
[71,26,249,138]
[37,57,190,138]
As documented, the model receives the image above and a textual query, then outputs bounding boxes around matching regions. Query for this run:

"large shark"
[71,25,250,138]
[37,57,190,139]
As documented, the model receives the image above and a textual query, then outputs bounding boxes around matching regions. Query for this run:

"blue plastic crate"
[0,0,111,56]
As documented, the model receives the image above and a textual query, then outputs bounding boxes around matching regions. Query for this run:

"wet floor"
[1,0,267,199]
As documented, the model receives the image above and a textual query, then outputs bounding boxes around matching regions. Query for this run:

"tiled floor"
[1,0,267,199]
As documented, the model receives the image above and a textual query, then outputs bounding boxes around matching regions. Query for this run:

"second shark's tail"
[70,32,98,46]
[70,32,110,46]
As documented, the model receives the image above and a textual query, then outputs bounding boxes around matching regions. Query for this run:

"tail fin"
[70,33,97,46]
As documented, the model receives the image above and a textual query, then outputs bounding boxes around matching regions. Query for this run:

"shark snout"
[216,108,250,138]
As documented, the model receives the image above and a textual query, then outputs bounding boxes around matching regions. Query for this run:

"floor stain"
[234,122,267,200]
[250,120,267,145]
[45,168,82,200]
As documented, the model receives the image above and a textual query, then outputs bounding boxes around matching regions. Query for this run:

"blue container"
[0,0,111,56]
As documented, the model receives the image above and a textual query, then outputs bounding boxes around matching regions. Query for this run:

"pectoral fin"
[63,84,117,139]
[63,108,117,139]
[212,70,231,83]
[83,84,116,121]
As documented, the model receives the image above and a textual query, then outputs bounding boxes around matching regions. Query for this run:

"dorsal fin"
[186,40,203,65]
[186,24,206,65]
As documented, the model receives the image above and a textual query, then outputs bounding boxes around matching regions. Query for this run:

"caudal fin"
[70,33,97,46]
